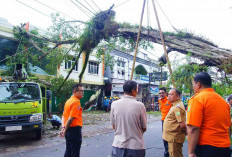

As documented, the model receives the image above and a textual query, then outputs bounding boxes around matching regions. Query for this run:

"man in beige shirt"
[110,80,147,157]
[163,88,187,157]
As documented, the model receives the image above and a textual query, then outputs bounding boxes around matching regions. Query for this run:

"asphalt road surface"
[5,120,188,157]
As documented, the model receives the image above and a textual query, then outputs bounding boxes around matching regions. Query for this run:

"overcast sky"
[1,0,232,60]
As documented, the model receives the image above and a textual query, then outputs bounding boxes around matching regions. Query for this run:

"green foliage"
[168,64,208,94]
[50,76,76,112]
[163,29,217,47]
[118,22,140,29]
[76,9,118,82]
[48,13,81,40]
[213,80,232,97]
[10,26,65,76]
[117,22,154,51]
[163,30,193,39]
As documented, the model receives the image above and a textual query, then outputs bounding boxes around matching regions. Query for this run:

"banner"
[150,86,159,94]
[140,75,149,81]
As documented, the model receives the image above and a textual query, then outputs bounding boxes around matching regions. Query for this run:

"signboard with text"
[140,75,149,82]
[149,72,168,82]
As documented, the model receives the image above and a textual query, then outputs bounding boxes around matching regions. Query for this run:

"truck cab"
[0,82,44,140]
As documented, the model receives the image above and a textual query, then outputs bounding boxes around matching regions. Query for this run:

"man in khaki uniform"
[163,88,187,157]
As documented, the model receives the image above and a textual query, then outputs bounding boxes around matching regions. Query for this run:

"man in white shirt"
[110,80,147,157]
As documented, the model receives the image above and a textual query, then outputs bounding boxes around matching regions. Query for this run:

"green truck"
[0,81,48,140]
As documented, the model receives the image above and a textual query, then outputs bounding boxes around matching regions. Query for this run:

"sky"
[0,0,232,60]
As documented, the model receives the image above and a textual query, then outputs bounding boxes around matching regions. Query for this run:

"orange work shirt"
[187,88,231,147]
[63,95,83,127]
[158,96,172,121]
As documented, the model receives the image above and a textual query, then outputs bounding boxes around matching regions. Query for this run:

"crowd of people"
[58,72,231,157]
[103,96,120,112]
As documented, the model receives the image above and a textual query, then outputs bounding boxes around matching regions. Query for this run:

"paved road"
[6,120,188,157]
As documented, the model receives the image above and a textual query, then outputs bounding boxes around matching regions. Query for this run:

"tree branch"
[17,26,79,45]
[54,51,82,96]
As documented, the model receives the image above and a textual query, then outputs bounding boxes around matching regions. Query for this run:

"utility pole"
[151,0,175,87]
[130,0,146,80]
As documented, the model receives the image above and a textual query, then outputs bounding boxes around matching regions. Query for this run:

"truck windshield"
[0,83,41,102]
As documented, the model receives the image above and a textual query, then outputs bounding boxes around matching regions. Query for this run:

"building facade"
[104,49,161,107]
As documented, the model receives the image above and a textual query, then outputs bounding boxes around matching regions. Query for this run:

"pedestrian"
[163,88,187,157]
[158,87,172,157]
[60,84,84,157]
[227,94,232,106]
[110,80,147,157]
[187,72,231,157]
[47,113,62,129]
[103,97,110,112]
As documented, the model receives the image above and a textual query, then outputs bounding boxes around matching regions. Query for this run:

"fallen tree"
[11,7,232,93]
[117,27,232,73]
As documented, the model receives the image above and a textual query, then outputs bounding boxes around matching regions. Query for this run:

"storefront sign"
[140,75,149,81]
[150,86,159,94]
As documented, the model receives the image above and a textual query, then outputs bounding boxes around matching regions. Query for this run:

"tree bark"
[117,28,232,67]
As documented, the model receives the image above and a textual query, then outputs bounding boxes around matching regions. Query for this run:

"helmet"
[116,97,118,99]
[110,97,112,99]
[104,97,107,99]
[113,97,115,99]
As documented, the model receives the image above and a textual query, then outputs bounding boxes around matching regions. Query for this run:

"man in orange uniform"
[158,87,172,157]
[60,84,84,157]
[187,72,231,157]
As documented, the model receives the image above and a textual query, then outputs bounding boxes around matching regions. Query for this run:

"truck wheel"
[35,128,42,140]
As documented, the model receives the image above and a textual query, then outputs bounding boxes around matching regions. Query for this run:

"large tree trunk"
[117,28,232,68]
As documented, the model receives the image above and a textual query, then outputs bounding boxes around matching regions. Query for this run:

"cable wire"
[84,0,97,13]
[115,0,131,9]
[90,0,101,11]
[15,0,50,18]
[75,0,95,15]
[154,0,178,32]
[147,0,150,41]
[32,0,76,20]
[69,0,91,17]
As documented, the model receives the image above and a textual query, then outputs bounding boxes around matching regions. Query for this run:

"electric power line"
[147,0,150,41]
[154,0,178,32]
[15,0,50,18]
[90,0,101,11]
[32,0,76,20]
[115,0,131,9]
[69,0,91,17]
[84,0,97,13]
[75,0,95,15]
[63,0,86,27]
